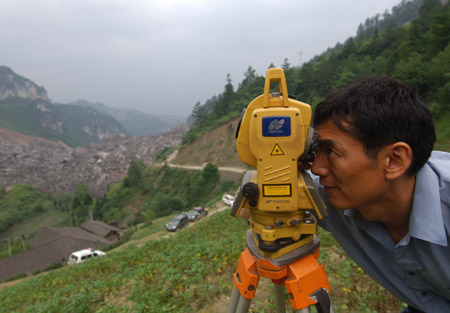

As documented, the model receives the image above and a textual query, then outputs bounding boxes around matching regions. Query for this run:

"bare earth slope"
[173,119,245,168]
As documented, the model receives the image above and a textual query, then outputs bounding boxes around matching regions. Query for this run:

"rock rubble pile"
[0,124,188,196]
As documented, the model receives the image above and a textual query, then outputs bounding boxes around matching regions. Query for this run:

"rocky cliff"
[0,66,49,101]
[0,124,189,196]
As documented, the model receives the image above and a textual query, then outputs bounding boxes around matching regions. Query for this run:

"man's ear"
[383,142,413,180]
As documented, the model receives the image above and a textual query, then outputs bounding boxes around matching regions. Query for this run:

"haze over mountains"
[65,99,186,137]
[0,66,186,146]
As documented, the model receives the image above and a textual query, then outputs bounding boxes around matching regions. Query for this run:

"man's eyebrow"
[317,139,337,148]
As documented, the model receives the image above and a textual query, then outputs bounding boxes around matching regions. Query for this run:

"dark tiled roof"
[81,220,123,237]
[30,226,109,248]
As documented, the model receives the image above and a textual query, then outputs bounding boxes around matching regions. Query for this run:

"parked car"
[193,206,207,217]
[67,248,106,265]
[187,209,200,222]
[166,213,189,231]
[187,206,208,222]
[222,194,235,206]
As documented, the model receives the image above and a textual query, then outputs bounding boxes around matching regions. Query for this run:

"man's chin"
[324,192,342,208]
[326,196,352,211]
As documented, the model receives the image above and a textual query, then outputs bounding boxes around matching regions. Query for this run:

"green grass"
[0,211,404,313]
[0,209,70,240]
[0,184,56,233]
[129,215,176,241]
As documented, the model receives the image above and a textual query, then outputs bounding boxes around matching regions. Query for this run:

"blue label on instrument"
[262,116,291,137]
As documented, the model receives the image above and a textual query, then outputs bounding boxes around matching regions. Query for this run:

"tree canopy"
[184,0,449,146]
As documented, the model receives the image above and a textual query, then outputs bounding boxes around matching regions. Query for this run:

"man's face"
[311,118,388,216]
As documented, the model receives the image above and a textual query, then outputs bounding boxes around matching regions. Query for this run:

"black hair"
[313,76,436,175]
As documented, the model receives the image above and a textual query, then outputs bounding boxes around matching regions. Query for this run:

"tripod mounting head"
[232,68,326,259]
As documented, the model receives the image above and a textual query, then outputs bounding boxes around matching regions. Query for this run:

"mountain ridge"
[66,99,186,136]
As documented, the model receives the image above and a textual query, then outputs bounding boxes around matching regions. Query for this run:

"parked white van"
[222,194,235,206]
[67,248,106,265]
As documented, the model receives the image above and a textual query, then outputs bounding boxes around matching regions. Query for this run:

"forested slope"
[184,0,450,151]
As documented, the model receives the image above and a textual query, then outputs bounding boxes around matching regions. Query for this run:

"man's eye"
[327,148,337,156]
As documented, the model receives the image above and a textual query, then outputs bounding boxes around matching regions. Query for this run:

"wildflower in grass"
[343,288,352,294]
[357,267,363,274]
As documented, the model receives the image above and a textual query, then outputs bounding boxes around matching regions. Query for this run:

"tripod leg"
[235,295,251,313]
[228,249,259,313]
[273,283,286,313]
[227,286,241,313]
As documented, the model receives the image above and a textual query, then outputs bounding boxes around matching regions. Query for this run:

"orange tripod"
[227,231,335,313]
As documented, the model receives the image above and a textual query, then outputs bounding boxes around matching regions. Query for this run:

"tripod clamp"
[227,230,335,313]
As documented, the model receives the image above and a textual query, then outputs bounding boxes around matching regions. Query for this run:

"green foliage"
[155,147,174,162]
[184,1,450,147]
[434,111,450,151]
[53,194,72,212]
[202,163,220,185]
[213,74,235,117]
[95,163,224,224]
[0,185,70,258]
[0,183,54,233]
[70,185,93,226]
[0,236,30,259]
[145,194,185,218]
[123,160,145,188]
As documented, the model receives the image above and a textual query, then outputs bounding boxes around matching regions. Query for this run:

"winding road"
[165,150,247,174]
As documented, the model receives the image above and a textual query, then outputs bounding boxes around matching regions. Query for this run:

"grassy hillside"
[0,184,71,258]
[0,210,404,313]
[92,162,234,227]
[0,184,57,234]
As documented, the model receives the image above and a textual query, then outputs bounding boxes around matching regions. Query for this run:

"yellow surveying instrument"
[228,68,336,313]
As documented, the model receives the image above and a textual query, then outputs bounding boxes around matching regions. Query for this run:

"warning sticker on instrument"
[270,143,284,155]
[263,184,292,197]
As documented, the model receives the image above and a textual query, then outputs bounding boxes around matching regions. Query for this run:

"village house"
[81,220,123,241]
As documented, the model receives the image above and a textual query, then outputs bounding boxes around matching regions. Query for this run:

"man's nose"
[311,153,328,177]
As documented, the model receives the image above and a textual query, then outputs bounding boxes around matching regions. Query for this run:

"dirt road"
[165,149,247,174]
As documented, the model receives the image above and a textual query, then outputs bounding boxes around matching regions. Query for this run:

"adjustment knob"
[243,182,259,207]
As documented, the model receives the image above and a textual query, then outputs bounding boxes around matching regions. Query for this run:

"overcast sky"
[1,0,403,117]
